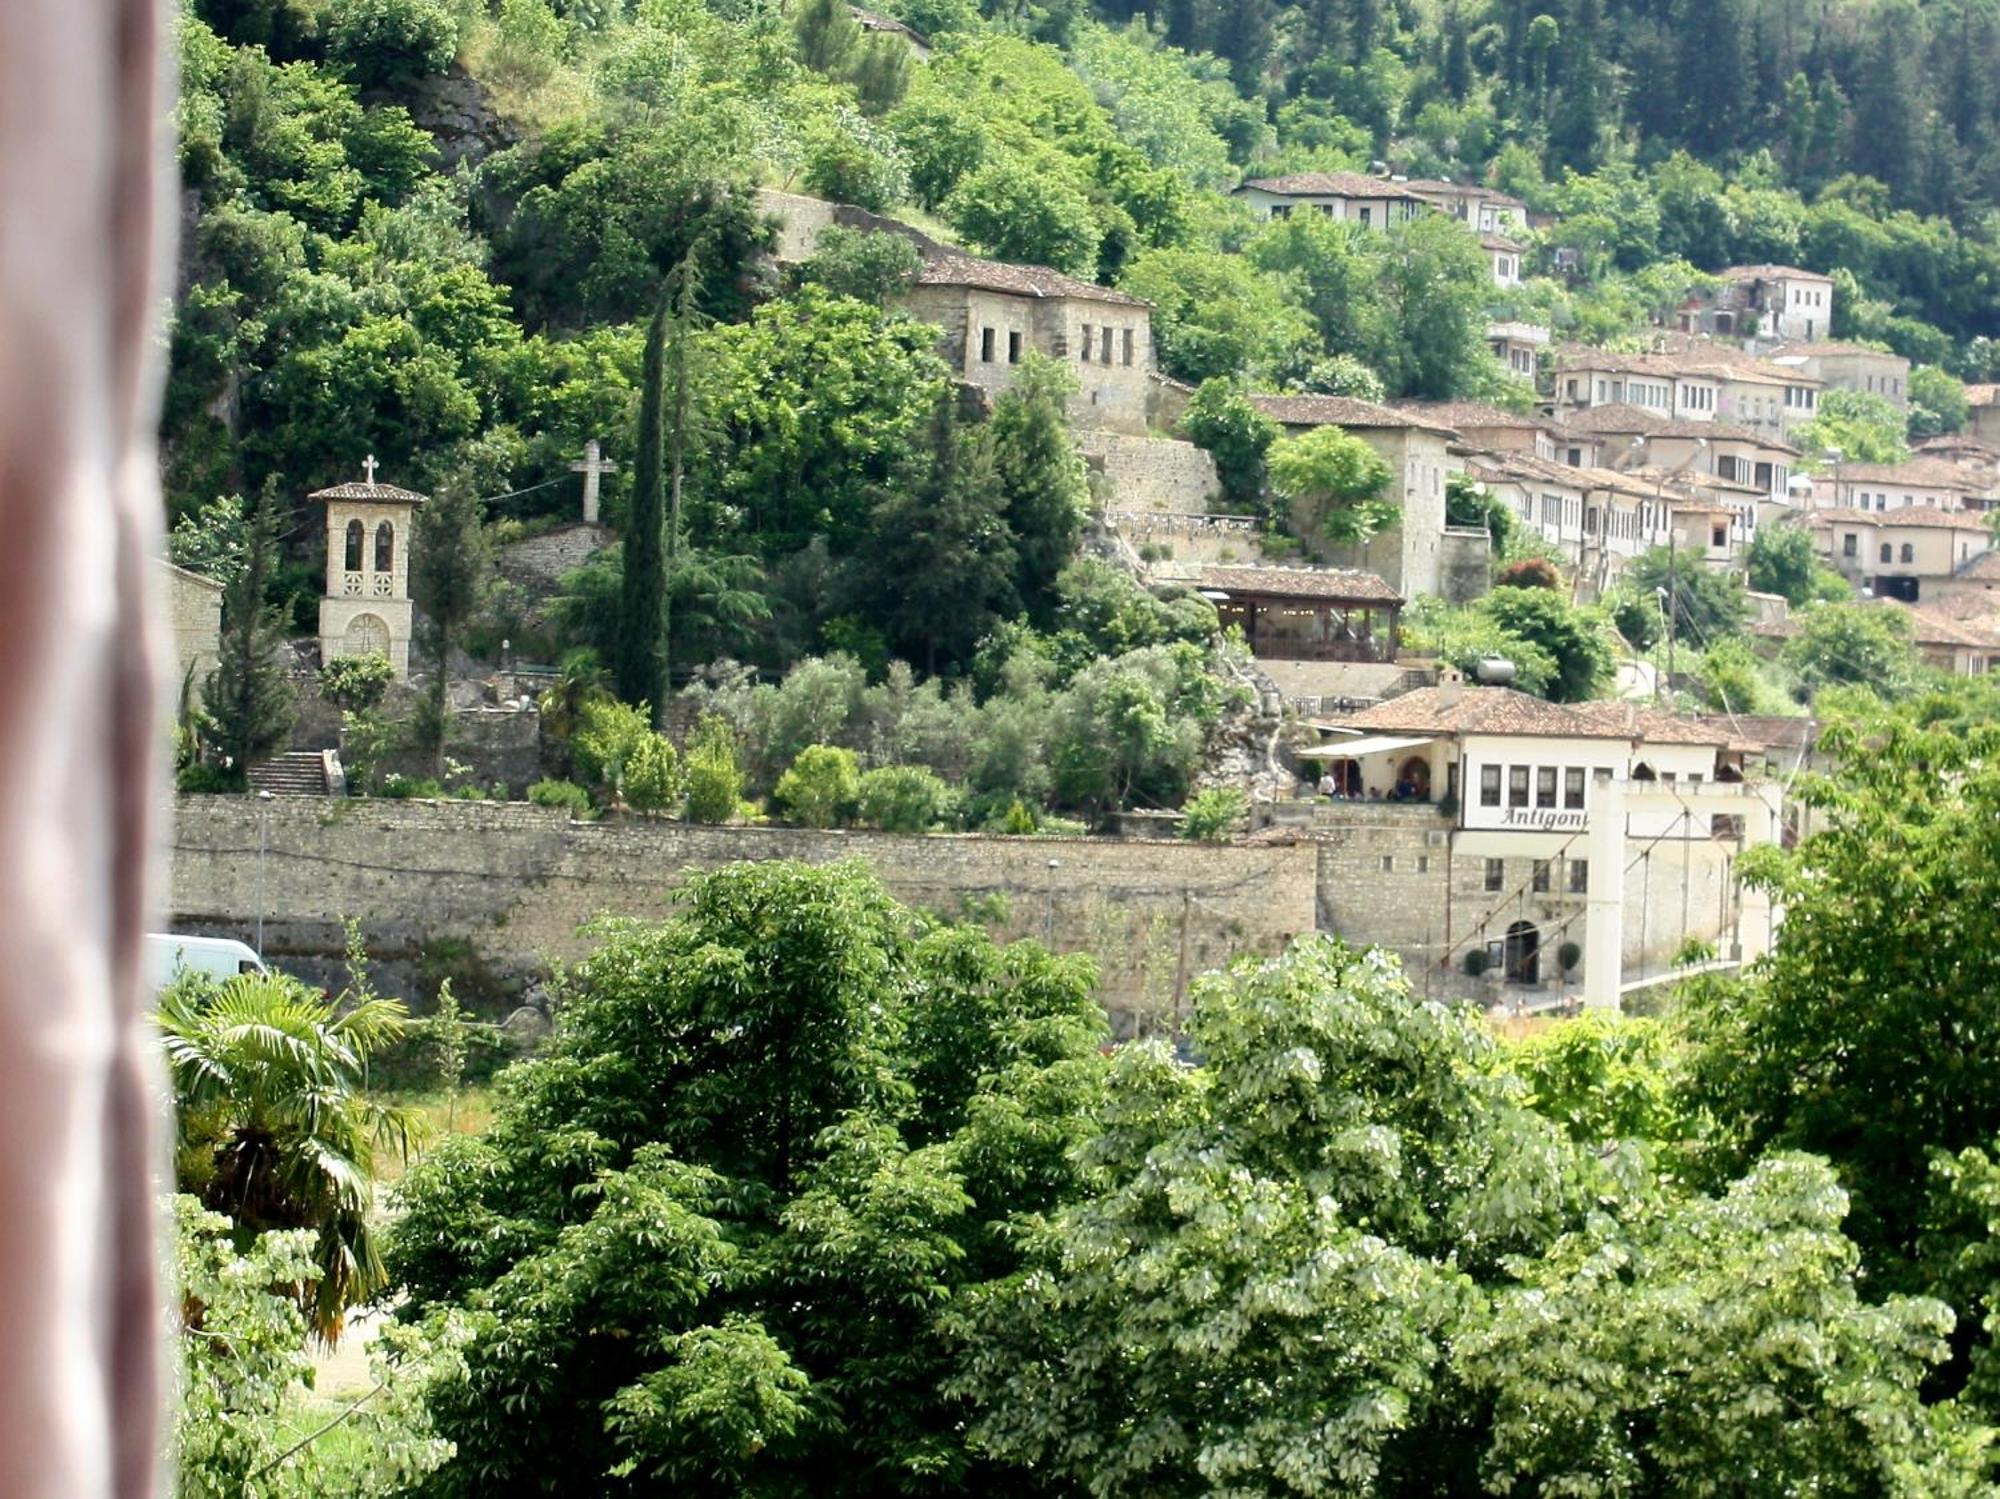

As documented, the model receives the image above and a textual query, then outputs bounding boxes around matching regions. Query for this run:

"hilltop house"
[1553,346,1822,440]
[1772,341,1909,408]
[1233,172,1427,229]
[1559,404,1800,503]
[1677,265,1837,341]
[1487,321,1550,383]
[1464,450,1668,596]
[1482,232,1525,288]
[1966,385,2000,445]
[1812,458,1991,513]
[1915,433,2000,489]
[900,252,1156,435]
[1405,180,1531,234]
[1812,506,1992,601]
[1250,394,1461,598]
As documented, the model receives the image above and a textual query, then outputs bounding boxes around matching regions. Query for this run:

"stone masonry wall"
[1109,511,1266,567]
[169,797,1318,1031]
[1080,431,1219,514]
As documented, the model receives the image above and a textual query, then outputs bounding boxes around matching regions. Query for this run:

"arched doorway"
[1503,920,1540,984]
[343,612,390,659]
[1332,759,1362,796]
[1396,756,1431,801]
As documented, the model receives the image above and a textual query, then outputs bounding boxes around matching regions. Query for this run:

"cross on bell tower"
[569,439,617,526]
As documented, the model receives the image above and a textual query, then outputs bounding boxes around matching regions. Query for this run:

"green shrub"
[1180,786,1248,842]
[324,0,459,88]
[381,774,446,800]
[621,733,682,814]
[176,762,239,794]
[775,744,862,828]
[1463,948,1492,977]
[856,764,950,834]
[987,798,1040,835]
[1558,939,1582,972]
[527,779,594,816]
[683,715,744,824]
[318,652,394,712]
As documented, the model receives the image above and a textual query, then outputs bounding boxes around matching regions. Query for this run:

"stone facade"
[314,474,425,677]
[753,187,944,265]
[168,797,1319,1031]
[1080,431,1219,514]
[901,270,1154,436]
[1111,511,1267,568]
[496,522,613,592]
[160,560,223,695]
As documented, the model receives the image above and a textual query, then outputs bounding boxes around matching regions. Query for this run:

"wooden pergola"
[1196,566,1404,663]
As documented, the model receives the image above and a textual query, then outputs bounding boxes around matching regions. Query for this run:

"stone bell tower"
[314,457,426,677]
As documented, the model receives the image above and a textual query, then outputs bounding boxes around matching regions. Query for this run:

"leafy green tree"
[855,764,952,832]
[1381,213,1494,399]
[1625,545,1748,648]
[1910,363,1971,439]
[1783,600,1918,700]
[572,697,681,809]
[1178,376,1279,514]
[682,713,746,824]
[1680,692,2000,1268]
[775,744,863,827]
[201,482,295,781]
[1246,211,1391,369]
[1478,586,1616,702]
[1402,595,1561,698]
[796,226,923,305]
[388,861,1108,1495]
[618,283,674,716]
[945,157,1099,276]
[1267,424,1396,544]
[1045,643,1223,817]
[989,354,1090,624]
[324,0,460,89]
[1694,635,1787,714]
[1460,1155,1987,1496]
[1504,1012,1688,1146]
[858,399,1016,675]
[411,480,491,775]
[1121,245,1315,383]
[158,971,414,1340]
[1797,388,1912,465]
[1747,522,1851,608]
[792,0,860,73]
[169,493,249,588]
[955,936,1600,1495]
[171,1198,452,1498]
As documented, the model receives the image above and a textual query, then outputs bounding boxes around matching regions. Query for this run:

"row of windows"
[1789,286,1828,307]
[1851,490,1947,512]
[1862,373,1905,397]
[1483,857,1589,893]
[1841,534,1921,564]
[1680,384,1715,412]
[1782,385,1819,408]
[342,520,394,572]
[1479,764,1588,810]
[1079,323,1136,366]
[978,328,1022,364]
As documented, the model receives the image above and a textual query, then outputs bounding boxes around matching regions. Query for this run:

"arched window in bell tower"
[375,520,395,573]
[344,518,364,571]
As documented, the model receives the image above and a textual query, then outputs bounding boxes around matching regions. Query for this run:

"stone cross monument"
[569,438,617,525]
[313,458,428,678]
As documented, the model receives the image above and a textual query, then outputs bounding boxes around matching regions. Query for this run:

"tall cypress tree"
[617,286,671,718]
[201,480,294,780]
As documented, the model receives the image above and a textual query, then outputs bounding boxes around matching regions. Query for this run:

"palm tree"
[157,971,417,1342]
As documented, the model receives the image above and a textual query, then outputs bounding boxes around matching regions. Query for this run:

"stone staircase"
[246,750,339,796]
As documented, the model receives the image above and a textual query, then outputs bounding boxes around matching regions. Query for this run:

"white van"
[145,934,267,991]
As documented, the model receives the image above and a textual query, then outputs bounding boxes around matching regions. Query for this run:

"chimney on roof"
[1437,665,1464,706]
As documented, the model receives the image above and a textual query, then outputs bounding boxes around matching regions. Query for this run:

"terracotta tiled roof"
[1558,344,1817,387]
[1479,232,1524,252]
[1771,340,1907,362]
[309,479,428,504]
[914,252,1149,307]
[1188,564,1402,604]
[1916,434,2000,459]
[1237,172,1426,201]
[1403,179,1528,209]
[1965,384,2000,408]
[1559,403,1798,452]
[1810,506,1993,532]
[1825,459,1989,492]
[1393,400,1543,431]
[1719,263,1834,282]
[1251,393,1459,435]
[850,6,929,43]
[1953,550,2000,581]
[1339,685,1728,743]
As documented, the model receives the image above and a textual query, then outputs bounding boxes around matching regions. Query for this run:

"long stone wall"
[1079,430,1218,513]
[168,796,1318,1031]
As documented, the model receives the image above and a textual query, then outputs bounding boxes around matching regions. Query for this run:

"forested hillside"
[170,0,2000,558]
